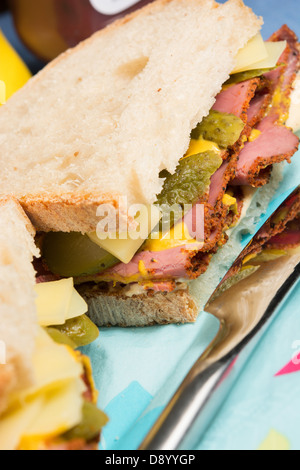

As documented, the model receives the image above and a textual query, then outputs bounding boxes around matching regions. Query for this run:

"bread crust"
[19,191,136,232]
[0,0,261,233]
[78,282,198,327]
[0,196,36,238]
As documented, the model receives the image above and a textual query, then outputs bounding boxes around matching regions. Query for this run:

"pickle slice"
[63,401,109,442]
[191,110,244,149]
[52,314,100,348]
[156,151,222,227]
[42,232,119,277]
[225,67,275,85]
[45,327,77,349]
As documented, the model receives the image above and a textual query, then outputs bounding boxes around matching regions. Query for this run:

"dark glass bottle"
[9,0,153,61]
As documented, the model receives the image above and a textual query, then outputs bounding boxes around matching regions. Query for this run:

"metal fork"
[139,253,300,450]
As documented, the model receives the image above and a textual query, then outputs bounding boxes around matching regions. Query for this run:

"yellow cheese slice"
[65,287,88,321]
[88,204,161,264]
[22,378,85,440]
[0,80,5,104]
[232,33,268,74]
[0,396,43,451]
[35,278,73,326]
[0,328,85,450]
[25,345,83,398]
[0,30,32,99]
[35,279,88,326]
[240,40,287,72]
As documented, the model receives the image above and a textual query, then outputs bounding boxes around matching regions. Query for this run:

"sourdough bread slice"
[0,198,39,415]
[78,282,198,327]
[0,0,261,232]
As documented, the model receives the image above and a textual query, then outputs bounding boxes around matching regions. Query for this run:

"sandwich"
[0,197,108,451]
[0,0,299,327]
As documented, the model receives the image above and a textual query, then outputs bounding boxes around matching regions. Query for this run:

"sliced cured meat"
[266,25,300,123]
[208,162,229,207]
[213,78,260,122]
[247,86,272,127]
[231,25,299,187]
[232,118,299,186]
[267,225,300,248]
[75,244,204,284]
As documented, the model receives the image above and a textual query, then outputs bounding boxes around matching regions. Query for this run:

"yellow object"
[0,81,6,104]
[143,221,202,253]
[88,205,162,264]
[25,334,83,398]
[232,33,268,74]
[244,41,287,72]
[184,137,221,159]
[0,396,43,451]
[222,193,238,215]
[271,86,290,125]
[138,260,148,277]
[242,253,258,265]
[65,288,88,321]
[35,278,73,326]
[248,129,262,142]
[232,32,286,74]
[0,328,85,450]
[222,194,236,207]
[22,379,84,440]
[247,248,288,265]
[34,279,88,326]
[0,30,31,101]
[258,429,291,450]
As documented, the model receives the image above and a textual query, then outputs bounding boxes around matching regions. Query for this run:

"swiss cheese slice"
[65,287,88,321]
[232,33,268,74]
[35,279,88,326]
[0,397,43,451]
[22,378,85,439]
[88,204,161,264]
[240,40,287,72]
[232,32,287,74]
[0,328,85,450]
[35,278,73,326]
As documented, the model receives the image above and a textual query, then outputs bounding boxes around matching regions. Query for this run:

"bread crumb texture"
[0,0,261,232]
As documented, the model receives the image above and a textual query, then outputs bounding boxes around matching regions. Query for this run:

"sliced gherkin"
[52,315,99,348]
[190,110,244,149]
[42,232,119,277]
[45,327,77,349]
[156,151,222,227]
[225,67,275,86]
[62,401,109,442]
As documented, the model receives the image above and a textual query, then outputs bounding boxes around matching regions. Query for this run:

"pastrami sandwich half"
[0,198,107,451]
[0,0,299,327]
